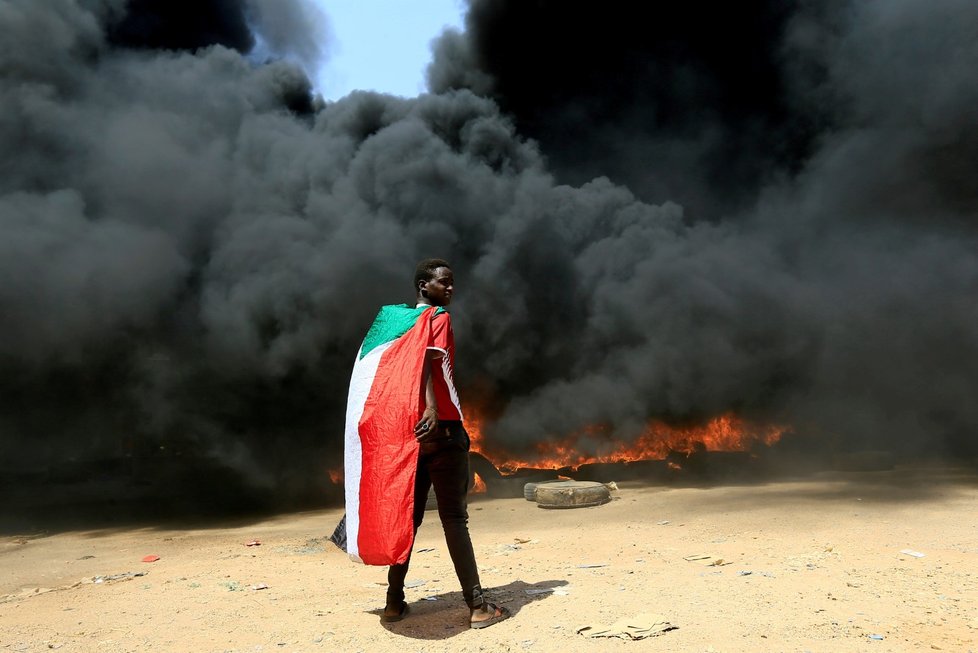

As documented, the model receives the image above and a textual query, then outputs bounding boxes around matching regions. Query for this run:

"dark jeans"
[387,421,484,609]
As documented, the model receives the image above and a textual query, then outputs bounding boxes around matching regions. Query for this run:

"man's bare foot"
[469,602,511,629]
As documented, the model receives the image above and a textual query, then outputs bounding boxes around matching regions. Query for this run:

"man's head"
[415,258,454,307]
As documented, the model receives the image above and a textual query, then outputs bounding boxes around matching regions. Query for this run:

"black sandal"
[470,602,510,629]
[382,601,410,623]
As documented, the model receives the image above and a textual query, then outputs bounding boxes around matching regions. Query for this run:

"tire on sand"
[534,480,611,509]
[523,479,568,501]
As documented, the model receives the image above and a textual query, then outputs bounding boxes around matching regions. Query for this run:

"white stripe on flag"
[343,341,392,563]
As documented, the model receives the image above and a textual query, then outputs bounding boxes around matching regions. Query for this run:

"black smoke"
[429,0,824,219]
[433,0,978,459]
[106,0,255,52]
[1,0,977,521]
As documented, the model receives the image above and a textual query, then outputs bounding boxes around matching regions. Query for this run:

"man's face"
[420,267,454,306]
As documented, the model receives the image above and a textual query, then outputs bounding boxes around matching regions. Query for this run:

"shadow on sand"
[372,578,569,640]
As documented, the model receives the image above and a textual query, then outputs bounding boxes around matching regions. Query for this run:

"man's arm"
[414,349,443,441]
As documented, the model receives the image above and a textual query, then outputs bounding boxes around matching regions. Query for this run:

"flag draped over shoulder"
[341,304,443,565]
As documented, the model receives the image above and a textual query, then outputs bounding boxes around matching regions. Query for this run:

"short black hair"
[414,258,451,291]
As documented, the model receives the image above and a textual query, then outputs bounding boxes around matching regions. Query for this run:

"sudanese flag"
[341,304,443,565]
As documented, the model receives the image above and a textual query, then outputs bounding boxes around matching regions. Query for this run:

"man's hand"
[414,406,439,442]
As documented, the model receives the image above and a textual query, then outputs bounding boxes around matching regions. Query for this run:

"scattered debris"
[577,613,677,640]
[141,555,160,563]
[94,572,147,584]
[900,549,925,558]
[496,543,522,554]
[868,634,884,640]
[737,570,752,576]
[416,547,435,553]
[576,563,608,568]
[683,554,730,566]
[656,520,670,526]
[404,579,426,588]
[244,540,261,547]
[250,583,269,591]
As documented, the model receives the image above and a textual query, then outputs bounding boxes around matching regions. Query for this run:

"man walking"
[339,258,509,629]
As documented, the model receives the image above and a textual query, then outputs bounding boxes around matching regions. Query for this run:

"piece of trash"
[900,549,925,558]
[514,537,532,544]
[404,579,426,588]
[245,540,262,547]
[576,563,608,568]
[683,554,731,566]
[737,570,752,576]
[416,547,435,553]
[251,583,269,591]
[577,613,677,640]
[868,634,884,640]
[656,520,670,525]
[141,555,160,563]
[92,572,147,584]
[78,555,95,560]
[422,596,439,601]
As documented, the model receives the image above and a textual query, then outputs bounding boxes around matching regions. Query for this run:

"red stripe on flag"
[355,308,433,565]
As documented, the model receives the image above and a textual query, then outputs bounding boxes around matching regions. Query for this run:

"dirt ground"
[2,464,977,653]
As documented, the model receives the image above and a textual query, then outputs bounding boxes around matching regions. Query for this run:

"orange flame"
[466,410,786,472]
[471,473,487,494]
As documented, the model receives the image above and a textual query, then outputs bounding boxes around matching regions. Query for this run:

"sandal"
[469,602,511,629]
[382,601,410,623]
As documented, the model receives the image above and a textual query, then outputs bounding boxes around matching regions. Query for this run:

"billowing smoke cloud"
[431,0,978,458]
[429,0,815,219]
[1,0,976,515]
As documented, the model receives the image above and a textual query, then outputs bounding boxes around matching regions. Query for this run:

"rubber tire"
[534,481,611,509]
[523,479,568,501]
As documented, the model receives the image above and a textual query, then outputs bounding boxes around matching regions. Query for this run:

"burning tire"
[534,481,611,509]
[469,451,503,483]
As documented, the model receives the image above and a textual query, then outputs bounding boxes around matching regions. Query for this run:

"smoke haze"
[2,0,977,515]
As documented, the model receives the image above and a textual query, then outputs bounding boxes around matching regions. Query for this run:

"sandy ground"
[2,464,977,653]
